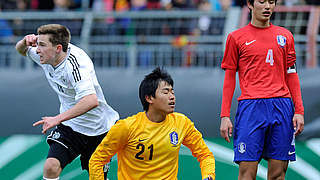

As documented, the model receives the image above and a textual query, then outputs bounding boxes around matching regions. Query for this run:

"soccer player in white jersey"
[15,24,119,180]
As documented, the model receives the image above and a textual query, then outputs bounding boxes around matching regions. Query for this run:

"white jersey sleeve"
[26,47,41,65]
[66,53,96,101]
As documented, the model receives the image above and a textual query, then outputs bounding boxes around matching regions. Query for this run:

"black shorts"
[46,124,107,171]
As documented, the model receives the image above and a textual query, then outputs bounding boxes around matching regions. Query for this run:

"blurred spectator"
[91,0,116,35]
[193,0,230,35]
[210,0,231,11]
[51,0,82,37]
[115,0,130,11]
[197,0,212,34]
[147,0,163,9]
[220,0,232,10]
[162,0,196,35]
[0,0,17,10]
[0,9,14,44]
[276,0,285,5]
[53,0,72,11]
[305,0,320,5]
[233,0,246,7]
[0,7,14,68]
[162,0,196,10]
[11,0,31,36]
[92,0,107,11]
[91,0,130,35]
[71,0,82,9]
[132,0,148,10]
[283,0,300,6]
[16,0,30,10]
[37,0,55,10]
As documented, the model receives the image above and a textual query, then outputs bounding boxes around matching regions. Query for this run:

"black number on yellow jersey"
[135,143,154,160]
[148,144,154,160]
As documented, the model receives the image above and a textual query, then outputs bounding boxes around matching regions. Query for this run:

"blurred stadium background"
[1,0,320,179]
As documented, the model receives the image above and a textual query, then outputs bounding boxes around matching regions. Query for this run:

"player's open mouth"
[169,102,175,107]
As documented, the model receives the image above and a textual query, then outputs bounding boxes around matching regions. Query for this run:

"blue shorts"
[233,98,296,163]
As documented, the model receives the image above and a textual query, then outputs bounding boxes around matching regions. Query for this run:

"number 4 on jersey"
[266,49,274,66]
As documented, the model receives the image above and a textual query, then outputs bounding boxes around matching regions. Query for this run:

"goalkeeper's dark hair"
[139,67,174,111]
[247,0,277,6]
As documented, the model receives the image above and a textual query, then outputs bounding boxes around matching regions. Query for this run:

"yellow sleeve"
[89,120,129,180]
[182,118,215,180]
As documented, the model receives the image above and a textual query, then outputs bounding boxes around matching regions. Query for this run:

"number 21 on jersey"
[266,49,274,66]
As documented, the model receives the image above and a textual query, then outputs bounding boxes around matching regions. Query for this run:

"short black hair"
[139,67,174,111]
[247,0,277,6]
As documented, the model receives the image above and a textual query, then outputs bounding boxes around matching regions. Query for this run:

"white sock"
[43,176,60,180]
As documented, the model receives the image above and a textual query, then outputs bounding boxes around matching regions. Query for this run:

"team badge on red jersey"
[277,35,286,47]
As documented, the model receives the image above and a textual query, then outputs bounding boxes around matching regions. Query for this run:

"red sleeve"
[286,73,304,115]
[220,69,236,117]
[287,33,296,67]
[221,33,239,70]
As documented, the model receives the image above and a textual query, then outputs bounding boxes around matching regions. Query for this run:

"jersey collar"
[54,46,71,71]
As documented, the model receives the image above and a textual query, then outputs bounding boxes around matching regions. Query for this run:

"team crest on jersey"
[238,142,246,153]
[170,131,178,146]
[277,35,286,47]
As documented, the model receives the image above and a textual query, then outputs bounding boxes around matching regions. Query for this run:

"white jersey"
[27,43,119,136]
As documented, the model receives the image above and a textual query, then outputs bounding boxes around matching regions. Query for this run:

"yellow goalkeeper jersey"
[89,112,215,180]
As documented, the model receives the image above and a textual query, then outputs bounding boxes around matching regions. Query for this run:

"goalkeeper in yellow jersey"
[89,67,215,180]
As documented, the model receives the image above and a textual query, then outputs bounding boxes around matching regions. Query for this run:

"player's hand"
[24,34,37,47]
[220,117,233,142]
[293,114,304,136]
[33,116,60,134]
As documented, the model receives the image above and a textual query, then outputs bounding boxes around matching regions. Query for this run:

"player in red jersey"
[220,0,304,179]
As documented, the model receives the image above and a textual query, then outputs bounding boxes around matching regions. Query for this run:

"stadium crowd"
[0,0,314,40]
[0,0,314,12]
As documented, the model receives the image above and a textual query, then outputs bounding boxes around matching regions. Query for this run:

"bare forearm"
[16,34,37,56]
[33,94,99,134]
[15,38,28,56]
[56,94,99,123]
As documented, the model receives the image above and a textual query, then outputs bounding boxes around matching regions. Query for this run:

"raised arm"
[15,34,37,56]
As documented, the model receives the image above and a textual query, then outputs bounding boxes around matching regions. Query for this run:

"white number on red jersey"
[266,49,274,66]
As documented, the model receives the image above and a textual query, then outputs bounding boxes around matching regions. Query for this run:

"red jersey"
[221,23,296,100]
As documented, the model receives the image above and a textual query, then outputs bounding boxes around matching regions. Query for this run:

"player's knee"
[239,162,258,180]
[239,169,257,180]
[268,169,286,180]
[267,160,288,180]
[268,173,285,180]
[43,158,62,177]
